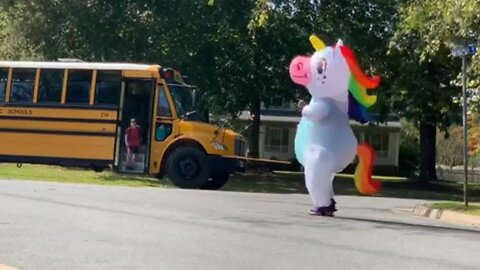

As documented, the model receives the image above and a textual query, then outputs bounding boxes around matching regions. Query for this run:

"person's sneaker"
[309,207,335,217]
[328,199,337,212]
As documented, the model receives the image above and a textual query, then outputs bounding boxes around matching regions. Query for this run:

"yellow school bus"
[0,60,249,190]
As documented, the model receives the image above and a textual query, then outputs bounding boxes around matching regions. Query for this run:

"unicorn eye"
[317,58,327,75]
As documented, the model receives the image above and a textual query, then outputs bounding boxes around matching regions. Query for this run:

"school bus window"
[0,68,8,102]
[66,69,92,104]
[157,87,172,117]
[38,69,64,103]
[95,70,121,106]
[10,68,36,103]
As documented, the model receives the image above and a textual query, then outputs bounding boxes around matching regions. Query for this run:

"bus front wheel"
[166,147,209,189]
[200,173,230,190]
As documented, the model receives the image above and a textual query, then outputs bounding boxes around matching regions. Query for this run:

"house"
[237,98,401,175]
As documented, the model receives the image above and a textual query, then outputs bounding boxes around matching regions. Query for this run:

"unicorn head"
[289,35,381,122]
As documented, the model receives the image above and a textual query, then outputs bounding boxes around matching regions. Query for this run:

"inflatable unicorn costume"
[289,35,382,216]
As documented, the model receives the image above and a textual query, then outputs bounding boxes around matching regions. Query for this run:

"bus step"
[120,162,145,172]
[122,153,145,163]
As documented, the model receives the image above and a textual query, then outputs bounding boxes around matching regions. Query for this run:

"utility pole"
[452,42,477,207]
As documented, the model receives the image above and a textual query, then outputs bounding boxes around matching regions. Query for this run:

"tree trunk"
[248,98,261,158]
[419,121,438,183]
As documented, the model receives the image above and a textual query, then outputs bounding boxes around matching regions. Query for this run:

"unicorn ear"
[336,39,344,46]
[309,35,326,51]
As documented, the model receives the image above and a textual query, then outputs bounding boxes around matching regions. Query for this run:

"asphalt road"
[0,179,479,270]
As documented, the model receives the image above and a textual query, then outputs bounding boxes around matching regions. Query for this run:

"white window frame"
[264,127,289,153]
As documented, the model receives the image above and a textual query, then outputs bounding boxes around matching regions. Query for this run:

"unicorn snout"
[289,56,311,86]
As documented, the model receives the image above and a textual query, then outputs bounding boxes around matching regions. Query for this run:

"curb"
[411,204,480,228]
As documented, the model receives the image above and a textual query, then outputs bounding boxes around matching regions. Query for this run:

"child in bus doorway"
[125,118,142,168]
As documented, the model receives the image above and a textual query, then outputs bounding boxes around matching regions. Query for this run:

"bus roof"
[0,61,159,71]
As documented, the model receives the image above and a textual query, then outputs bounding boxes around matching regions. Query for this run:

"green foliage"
[392,0,480,116]
[0,0,399,117]
[436,113,480,168]
[4,0,478,174]
[0,7,40,60]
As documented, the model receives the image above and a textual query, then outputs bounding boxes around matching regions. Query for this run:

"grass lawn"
[224,171,480,202]
[1,164,479,204]
[0,164,170,188]
[428,202,480,216]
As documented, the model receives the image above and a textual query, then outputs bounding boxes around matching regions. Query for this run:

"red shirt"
[125,125,141,147]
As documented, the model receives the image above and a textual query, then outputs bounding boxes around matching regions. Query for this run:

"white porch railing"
[376,150,388,159]
[264,145,289,153]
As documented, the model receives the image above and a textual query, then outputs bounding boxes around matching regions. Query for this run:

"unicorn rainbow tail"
[353,143,382,195]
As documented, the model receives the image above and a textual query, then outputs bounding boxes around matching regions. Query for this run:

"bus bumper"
[208,155,246,176]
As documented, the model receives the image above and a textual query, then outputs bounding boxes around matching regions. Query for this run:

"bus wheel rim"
[178,158,198,178]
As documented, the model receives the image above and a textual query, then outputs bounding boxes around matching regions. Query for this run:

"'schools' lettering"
[7,109,33,115]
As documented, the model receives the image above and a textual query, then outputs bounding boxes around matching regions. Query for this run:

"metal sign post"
[452,43,477,207]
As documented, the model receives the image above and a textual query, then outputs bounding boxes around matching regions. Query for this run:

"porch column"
[258,125,266,159]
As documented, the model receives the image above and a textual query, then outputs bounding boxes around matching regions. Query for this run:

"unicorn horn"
[309,35,326,51]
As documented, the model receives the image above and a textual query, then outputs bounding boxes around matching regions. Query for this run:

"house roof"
[237,110,401,128]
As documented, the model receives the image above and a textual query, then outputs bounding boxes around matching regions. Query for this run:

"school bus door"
[148,82,177,175]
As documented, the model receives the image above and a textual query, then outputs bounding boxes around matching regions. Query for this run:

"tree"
[386,0,480,183]
[245,0,400,156]
[0,0,399,160]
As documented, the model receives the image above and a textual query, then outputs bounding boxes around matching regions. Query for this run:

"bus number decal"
[100,112,110,118]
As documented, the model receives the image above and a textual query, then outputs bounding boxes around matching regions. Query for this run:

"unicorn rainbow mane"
[338,45,381,123]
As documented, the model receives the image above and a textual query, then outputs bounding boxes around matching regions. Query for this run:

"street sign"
[452,44,477,57]
[468,44,477,54]
[451,42,477,206]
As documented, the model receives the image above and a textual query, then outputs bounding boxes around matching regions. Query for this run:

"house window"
[265,127,289,153]
[269,97,291,109]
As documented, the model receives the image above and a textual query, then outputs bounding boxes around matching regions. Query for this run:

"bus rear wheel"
[166,147,209,189]
[200,173,230,190]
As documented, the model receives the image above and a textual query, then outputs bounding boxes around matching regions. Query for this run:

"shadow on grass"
[97,173,171,187]
[223,173,480,202]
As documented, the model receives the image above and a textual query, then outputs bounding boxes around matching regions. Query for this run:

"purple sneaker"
[309,206,334,217]
[329,199,337,212]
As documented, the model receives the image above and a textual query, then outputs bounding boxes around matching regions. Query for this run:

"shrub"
[436,126,463,167]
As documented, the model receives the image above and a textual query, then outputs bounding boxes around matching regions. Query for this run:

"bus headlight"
[212,141,228,151]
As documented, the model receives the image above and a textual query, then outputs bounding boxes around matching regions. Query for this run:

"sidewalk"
[0,264,19,270]
[409,204,480,228]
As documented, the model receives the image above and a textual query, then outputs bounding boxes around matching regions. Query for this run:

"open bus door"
[115,79,155,173]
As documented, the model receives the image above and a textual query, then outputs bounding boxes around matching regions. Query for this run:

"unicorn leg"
[304,145,336,210]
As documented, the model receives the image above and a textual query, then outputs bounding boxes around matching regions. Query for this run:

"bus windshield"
[168,83,204,122]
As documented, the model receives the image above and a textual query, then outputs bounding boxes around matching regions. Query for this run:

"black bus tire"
[166,147,209,189]
[200,173,230,190]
